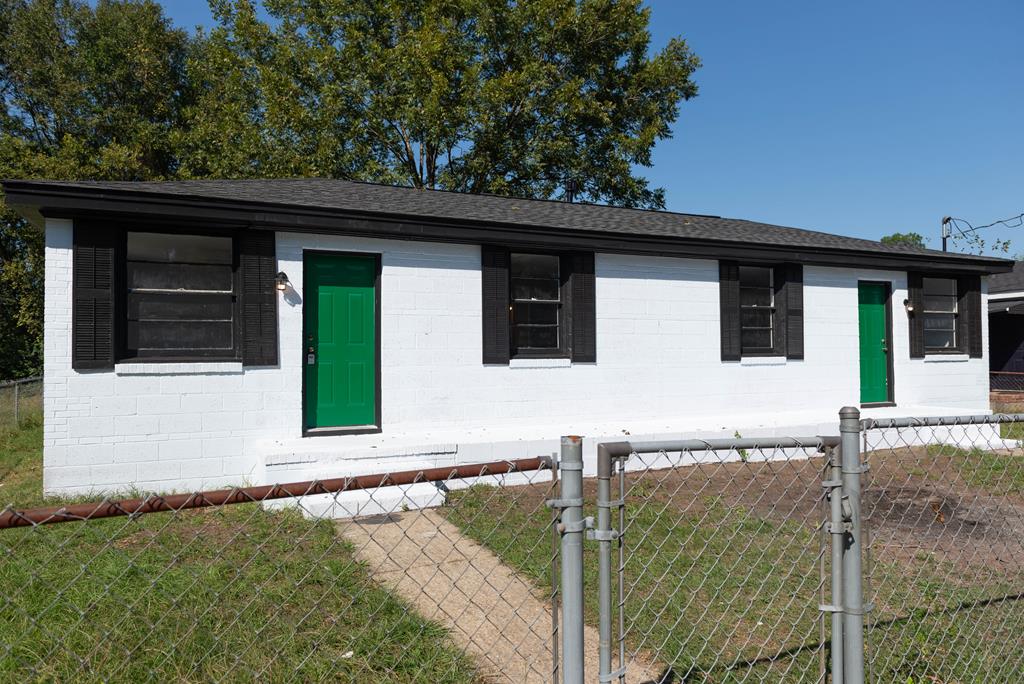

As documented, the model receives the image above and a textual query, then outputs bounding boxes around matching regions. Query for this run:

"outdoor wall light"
[903,298,914,314]
[275,271,290,291]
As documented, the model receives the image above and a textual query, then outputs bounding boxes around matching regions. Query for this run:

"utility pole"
[941,216,951,252]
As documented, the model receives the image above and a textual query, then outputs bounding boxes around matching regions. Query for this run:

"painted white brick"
[159,413,203,435]
[91,463,138,486]
[138,395,181,415]
[90,396,138,417]
[67,417,114,439]
[113,415,160,437]
[41,222,992,496]
[113,442,159,463]
[158,439,204,461]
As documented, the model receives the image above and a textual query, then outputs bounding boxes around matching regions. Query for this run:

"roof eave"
[2,180,1013,275]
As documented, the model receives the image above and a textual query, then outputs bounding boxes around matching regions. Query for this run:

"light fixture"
[903,298,914,314]
[275,271,290,291]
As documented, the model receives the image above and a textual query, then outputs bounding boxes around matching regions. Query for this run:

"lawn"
[447,446,1024,684]
[0,417,480,683]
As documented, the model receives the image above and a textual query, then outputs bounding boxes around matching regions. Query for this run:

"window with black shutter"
[71,224,278,367]
[720,261,803,360]
[907,272,982,358]
[481,247,596,363]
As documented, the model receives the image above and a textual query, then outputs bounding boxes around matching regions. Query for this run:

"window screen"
[510,253,562,353]
[922,277,957,351]
[126,232,236,357]
[739,265,774,353]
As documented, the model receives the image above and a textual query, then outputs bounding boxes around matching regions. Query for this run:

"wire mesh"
[0,377,42,432]
[990,371,1024,394]
[861,415,1024,683]
[613,439,836,683]
[0,459,558,683]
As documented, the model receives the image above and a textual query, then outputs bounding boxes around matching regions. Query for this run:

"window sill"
[922,354,969,363]
[115,362,245,376]
[740,356,787,366]
[509,358,573,369]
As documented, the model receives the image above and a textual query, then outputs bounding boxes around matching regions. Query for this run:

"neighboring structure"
[1,179,1012,495]
[987,261,1024,387]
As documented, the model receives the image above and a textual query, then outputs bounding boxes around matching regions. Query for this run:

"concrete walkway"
[336,509,659,683]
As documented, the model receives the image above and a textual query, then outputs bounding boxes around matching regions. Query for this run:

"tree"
[0,0,192,379]
[880,232,927,249]
[181,0,701,208]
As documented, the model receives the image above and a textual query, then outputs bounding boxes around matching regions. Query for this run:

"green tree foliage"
[0,0,191,379]
[880,232,927,249]
[182,0,700,207]
[0,0,700,380]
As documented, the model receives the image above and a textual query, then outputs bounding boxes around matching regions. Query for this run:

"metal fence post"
[595,443,621,683]
[13,381,19,426]
[824,445,844,683]
[839,407,865,684]
[559,435,586,684]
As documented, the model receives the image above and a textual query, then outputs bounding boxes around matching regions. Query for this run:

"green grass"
[914,444,1024,494]
[447,456,1024,684]
[0,420,479,683]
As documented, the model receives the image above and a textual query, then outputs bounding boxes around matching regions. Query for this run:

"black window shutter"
[907,272,925,358]
[958,274,983,358]
[72,225,117,370]
[239,229,278,367]
[784,264,804,359]
[481,245,510,364]
[719,261,741,361]
[570,252,596,363]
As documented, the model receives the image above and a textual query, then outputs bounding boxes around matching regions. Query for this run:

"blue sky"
[154,1,1023,253]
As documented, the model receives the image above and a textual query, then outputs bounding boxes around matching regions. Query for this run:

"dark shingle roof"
[990,261,1024,294]
[1,178,1010,266]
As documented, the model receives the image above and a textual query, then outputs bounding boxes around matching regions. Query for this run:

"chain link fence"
[0,376,42,432]
[5,408,1024,683]
[990,371,1024,394]
[0,457,559,683]
[860,414,1024,684]
[596,437,841,684]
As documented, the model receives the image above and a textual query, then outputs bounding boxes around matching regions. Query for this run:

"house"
[987,261,1024,390]
[1,179,1012,496]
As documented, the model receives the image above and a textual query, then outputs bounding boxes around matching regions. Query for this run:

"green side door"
[858,282,891,405]
[304,253,378,430]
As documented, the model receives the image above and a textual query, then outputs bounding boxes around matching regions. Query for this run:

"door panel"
[304,253,378,430]
[858,282,892,404]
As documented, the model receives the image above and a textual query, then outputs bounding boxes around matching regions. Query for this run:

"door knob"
[881,339,888,353]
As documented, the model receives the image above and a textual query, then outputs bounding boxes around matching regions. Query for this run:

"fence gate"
[591,434,841,683]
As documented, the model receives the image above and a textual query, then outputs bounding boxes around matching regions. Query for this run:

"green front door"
[858,282,891,404]
[304,253,378,430]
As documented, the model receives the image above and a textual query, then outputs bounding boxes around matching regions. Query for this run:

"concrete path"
[337,509,659,683]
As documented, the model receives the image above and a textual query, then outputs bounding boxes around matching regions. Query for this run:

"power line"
[943,212,1024,237]
[941,212,1024,251]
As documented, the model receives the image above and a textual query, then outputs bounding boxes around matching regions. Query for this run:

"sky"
[153,1,1023,254]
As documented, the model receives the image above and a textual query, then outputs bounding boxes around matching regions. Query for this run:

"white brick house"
[2,179,1012,495]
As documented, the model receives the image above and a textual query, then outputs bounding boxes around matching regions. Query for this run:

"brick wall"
[42,219,991,495]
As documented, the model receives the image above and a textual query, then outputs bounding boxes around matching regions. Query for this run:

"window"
[125,232,238,359]
[739,265,775,354]
[510,253,564,355]
[718,261,804,361]
[480,247,595,364]
[72,224,278,370]
[921,276,958,351]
